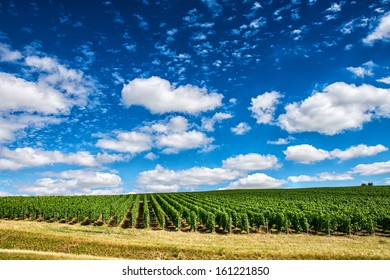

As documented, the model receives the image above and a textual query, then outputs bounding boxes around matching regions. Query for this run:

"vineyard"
[1,186,390,236]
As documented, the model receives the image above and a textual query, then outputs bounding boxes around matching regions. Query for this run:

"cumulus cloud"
[288,172,353,182]
[284,144,387,164]
[201,112,232,132]
[267,136,294,145]
[249,91,282,124]
[97,116,214,155]
[278,82,390,135]
[326,3,341,13]
[363,12,390,45]
[330,144,387,161]
[377,76,390,84]
[0,72,69,114]
[346,61,375,78]
[231,122,251,135]
[145,152,159,160]
[20,170,123,196]
[352,160,390,175]
[121,76,223,114]
[142,116,189,134]
[222,153,280,171]
[137,164,243,192]
[284,144,330,164]
[97,131,152,154]
[156,130,213,154]
[225,173,286,189]
[136,151,282,192]
[0,43,22,62]
[25,55,93,107]
[146,116,214,154]
[0,147,125,170]
[0,45,96,143]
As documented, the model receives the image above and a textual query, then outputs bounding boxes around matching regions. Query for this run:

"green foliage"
[150,195,165,228]
[1,186,390,236]
[189,211,197,231]
[205,212,215,232]
[143,194,150,228]
[236,213,249,232]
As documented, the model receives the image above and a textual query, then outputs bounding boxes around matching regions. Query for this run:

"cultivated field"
[0,186,390,259]
[1,220,390,260]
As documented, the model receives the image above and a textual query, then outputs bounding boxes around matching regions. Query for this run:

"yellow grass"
[0,220,389,260]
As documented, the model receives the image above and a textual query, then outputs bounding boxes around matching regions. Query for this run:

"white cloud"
[57,170,122,186]
[97,131,152,154]
[326,3,341,13]
[0,46,96,144]
[0,43,22,62]
[364,12,390,45]
[278,82,390,135]
[284,144,330,164]
[145,152,159,160]
[347,67,371,77]
[284,143,387,164]
[156,130,213,154]
[97,116,214,155]
[142,116,189,134]
[288,172,353,182]
[229,98,238,105]
[339,17,370,35]
[138,184,180,193]
[317,172,354,181]
[137,164,243,192]
[201,112,232,132]
[330,144,387,161]
[249,17,266,29]
[0,114,61,143]
[352,160,390,175]
[346,61,376,77]
[0,72,69,114]
[121,76,223,114]
[377,76,390,84]
[222,153,280,171]
[344,44,353,50]
[0,147,123,170]
[95,153,128,164]
[225,173,286,189]
[20,170,123,196]
[0,147,94,169]
[287,175,317,182]
[136,151,284,192]
[249,91,282,124]
[25,55,93,107]
[267,136,294,145]
[231,122,251,135]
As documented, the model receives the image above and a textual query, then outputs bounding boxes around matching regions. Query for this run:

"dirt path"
[135,201,144,229]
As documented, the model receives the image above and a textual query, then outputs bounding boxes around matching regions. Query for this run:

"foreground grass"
[0,220,389,260]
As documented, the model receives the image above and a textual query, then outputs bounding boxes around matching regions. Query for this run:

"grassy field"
[1,220,389,260]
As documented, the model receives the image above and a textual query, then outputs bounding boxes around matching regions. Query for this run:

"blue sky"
[0,0,390,196]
